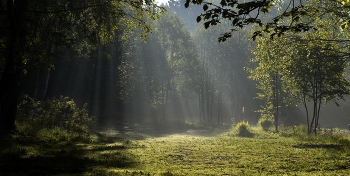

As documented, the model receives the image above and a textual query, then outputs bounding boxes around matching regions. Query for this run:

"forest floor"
[1,121,350,175]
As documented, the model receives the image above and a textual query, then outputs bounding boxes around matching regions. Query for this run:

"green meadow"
[1,122,350,175]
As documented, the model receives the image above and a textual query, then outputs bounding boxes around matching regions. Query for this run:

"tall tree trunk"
[274,72,279,132]
[0,0,28,131]
[303,93,310,134]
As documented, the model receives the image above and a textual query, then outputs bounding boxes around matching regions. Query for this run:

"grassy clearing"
[1,122,350,175]
[127,134,350,175]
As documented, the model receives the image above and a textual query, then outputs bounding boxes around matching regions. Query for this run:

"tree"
[249,14,350,134]
[247,35,287,132]
[0,0,164,131]
[283,38,350,135]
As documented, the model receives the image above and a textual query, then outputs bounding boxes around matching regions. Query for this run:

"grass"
[1,121,350,175]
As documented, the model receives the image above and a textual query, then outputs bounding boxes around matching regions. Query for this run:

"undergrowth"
[279,125,350,144]
[15,95,95,142]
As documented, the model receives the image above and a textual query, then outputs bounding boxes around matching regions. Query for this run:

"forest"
[1,0,350,175]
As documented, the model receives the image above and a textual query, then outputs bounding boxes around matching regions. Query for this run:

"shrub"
[258,117,274,131]
[16,95,95,135]
[236,121,253,137]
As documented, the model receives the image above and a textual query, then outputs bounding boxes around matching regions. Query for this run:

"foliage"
[248,5,350,135]
[185,0,345,41]
[1,0,165,56]
[16,95,95,135]
[258,116,274,131]
[235,121,253,137]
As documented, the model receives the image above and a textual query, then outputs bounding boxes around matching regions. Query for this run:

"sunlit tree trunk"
[0,0,28,131]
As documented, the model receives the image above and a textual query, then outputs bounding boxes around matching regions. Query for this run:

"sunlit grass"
[117,133,350,175]
[1,122,350,175]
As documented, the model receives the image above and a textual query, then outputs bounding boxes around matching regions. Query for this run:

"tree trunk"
[274,72,279,132]
[0,0,28,131]
[302,93,310,134]
[217,90,222,125]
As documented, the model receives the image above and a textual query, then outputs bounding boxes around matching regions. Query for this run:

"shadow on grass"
[0,121,231,175]
[0,133,138,175]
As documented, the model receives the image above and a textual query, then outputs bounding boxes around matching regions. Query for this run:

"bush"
[258,117,274,131]
[16,95,95,135]
[236,121,253,137]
